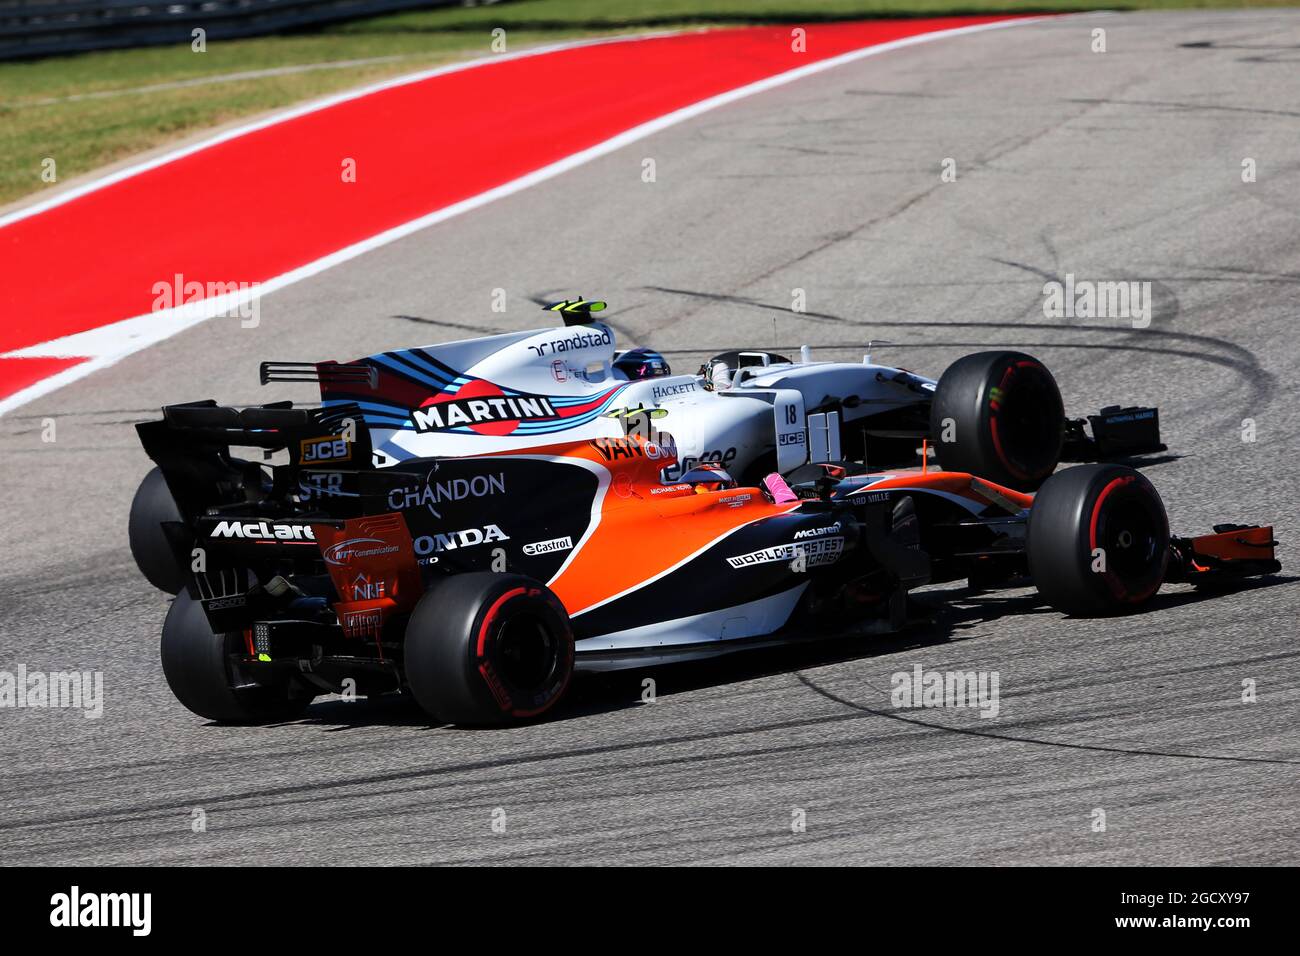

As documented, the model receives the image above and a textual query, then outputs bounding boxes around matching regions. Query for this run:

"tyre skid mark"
[791,671,1300,767]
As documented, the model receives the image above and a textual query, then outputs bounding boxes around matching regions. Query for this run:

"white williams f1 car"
[290,297,1163,489]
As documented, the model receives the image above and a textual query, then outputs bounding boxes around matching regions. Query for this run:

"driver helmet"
[614,347,671,380]
[708,359,734,391]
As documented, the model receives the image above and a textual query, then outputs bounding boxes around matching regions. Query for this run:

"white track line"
[0,17,1043,418]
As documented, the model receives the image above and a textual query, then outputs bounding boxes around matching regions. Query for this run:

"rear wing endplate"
[259,361,377,390]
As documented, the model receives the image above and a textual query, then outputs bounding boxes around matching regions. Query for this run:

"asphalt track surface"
[2,10,1298,865]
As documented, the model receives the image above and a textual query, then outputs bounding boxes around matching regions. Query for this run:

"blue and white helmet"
[613,347,671,380]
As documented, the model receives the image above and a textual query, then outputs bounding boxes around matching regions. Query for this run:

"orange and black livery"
[127,304,1278,727]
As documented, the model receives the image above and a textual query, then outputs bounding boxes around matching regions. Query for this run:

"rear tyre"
[1028,464,1168,616]
[160,592,314,723]
[404,573,574,726]
[129,466,188,594]
[930,351,1065,490]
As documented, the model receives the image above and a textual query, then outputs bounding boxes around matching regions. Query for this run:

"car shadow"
[1099,453,1185,470]
[1122,572,1299,614]
[283,574,1296,730]
[286,693,432,730]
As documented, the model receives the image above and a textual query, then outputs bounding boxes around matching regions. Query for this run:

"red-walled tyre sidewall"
[930,351,1065,490]
[404,573,574,726]
[1028,464,1168,616]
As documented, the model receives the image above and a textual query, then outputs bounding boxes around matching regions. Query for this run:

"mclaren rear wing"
[135,400,372,518]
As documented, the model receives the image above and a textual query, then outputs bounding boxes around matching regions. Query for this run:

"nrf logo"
[50,886,151,936]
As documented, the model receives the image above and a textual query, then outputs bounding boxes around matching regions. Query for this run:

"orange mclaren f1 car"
[128,301,1280,725]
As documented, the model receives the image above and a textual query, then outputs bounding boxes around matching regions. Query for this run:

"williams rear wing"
[259,361,377,389]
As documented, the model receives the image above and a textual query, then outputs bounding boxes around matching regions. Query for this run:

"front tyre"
[1027,464,1169,616]
[404,573,574,726]
[160,592,314,723]
[930,351,1065,490]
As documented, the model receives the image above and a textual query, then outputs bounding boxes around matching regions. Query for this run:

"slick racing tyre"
[930,351,1065,490]
[161,592,314,723]
[129,466,188,594]
[405,573,575,726]
[1027,464,1169,616]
